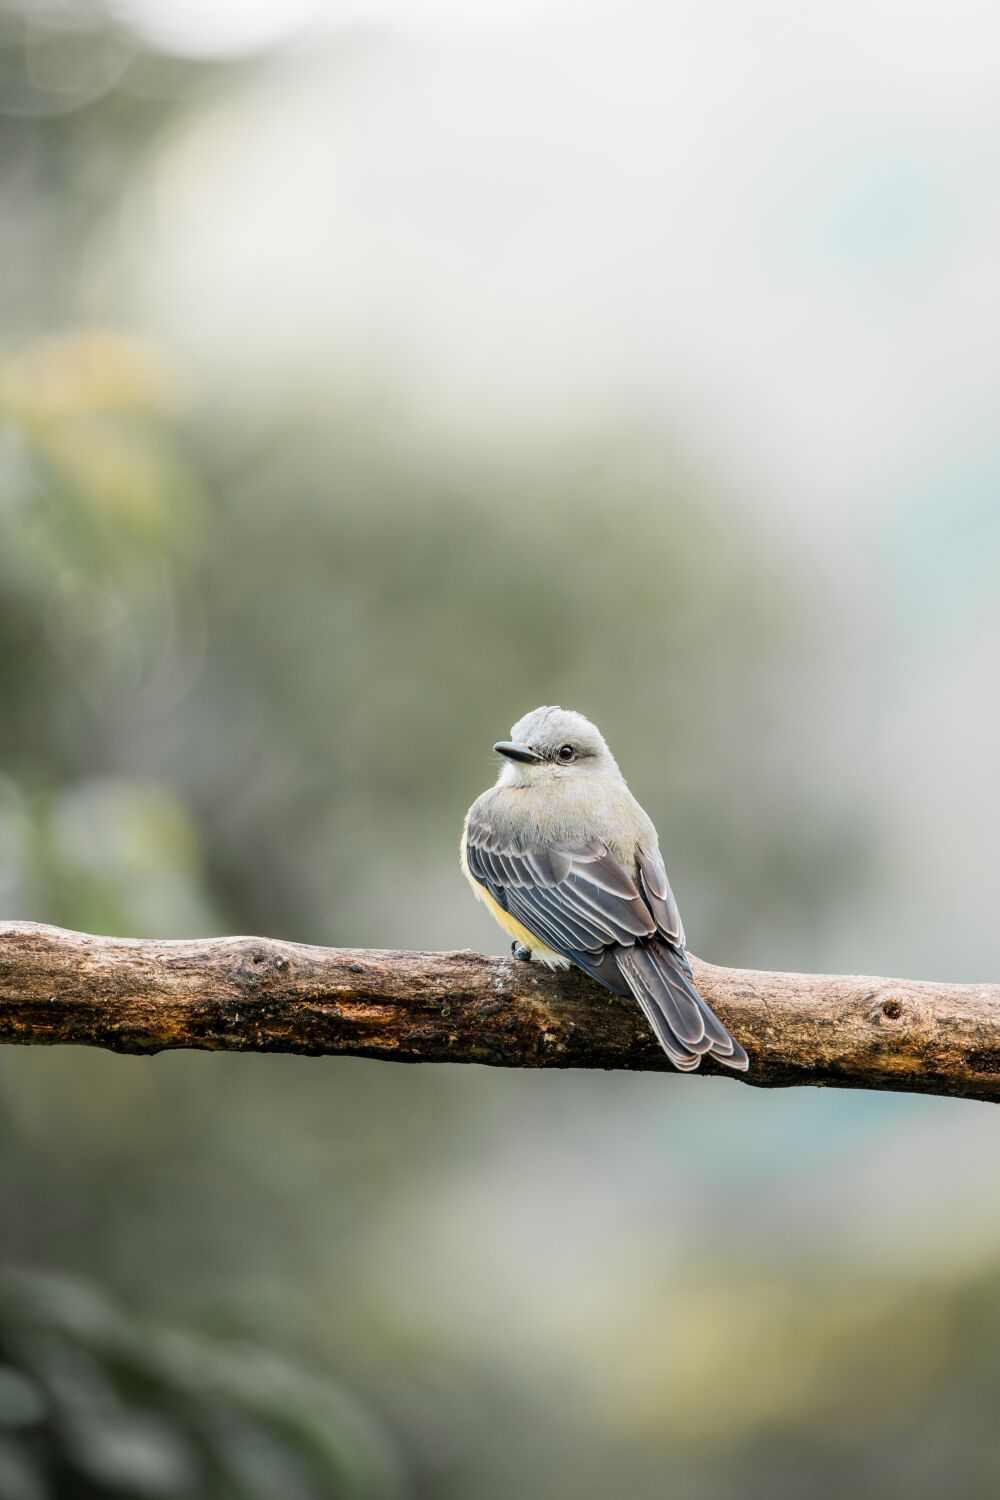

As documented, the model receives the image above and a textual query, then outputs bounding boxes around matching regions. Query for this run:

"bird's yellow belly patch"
[463,870,569,969]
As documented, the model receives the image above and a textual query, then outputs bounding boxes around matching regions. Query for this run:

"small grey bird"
[461,706,748,1072]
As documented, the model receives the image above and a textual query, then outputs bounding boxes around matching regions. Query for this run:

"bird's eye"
[557,744,575,762]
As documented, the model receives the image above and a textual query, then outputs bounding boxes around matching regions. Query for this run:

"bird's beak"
[493,740,544,764]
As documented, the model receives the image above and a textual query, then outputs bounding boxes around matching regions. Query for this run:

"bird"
[461,705,748,1072]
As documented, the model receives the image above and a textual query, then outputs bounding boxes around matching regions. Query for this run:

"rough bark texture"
[1,921,998,1102]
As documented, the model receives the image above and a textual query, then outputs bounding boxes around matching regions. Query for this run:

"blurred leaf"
[0,1270,404,1500]
[0,1437,45,1500]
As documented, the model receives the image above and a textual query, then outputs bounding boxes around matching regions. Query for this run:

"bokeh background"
[2,0,1000,1494]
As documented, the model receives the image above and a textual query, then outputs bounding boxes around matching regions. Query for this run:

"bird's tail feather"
[616,941,748,1072]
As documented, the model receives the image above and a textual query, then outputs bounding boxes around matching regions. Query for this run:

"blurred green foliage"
[0,1271,401,1499]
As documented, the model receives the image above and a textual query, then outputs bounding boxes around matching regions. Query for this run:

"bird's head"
[493,706,619,787]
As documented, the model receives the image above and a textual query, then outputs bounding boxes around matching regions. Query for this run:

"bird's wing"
[464,813,747,1073]
[465,813,656,954]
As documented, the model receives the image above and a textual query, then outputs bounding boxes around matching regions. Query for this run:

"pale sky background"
[110,0,1000,536]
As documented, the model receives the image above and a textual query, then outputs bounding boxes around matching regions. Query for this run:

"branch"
[1,921,998,1102]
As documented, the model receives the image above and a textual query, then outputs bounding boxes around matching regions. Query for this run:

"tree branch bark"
[1,921,998,1101]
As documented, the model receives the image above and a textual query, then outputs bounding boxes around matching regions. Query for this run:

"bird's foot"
[511,940,533,962]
